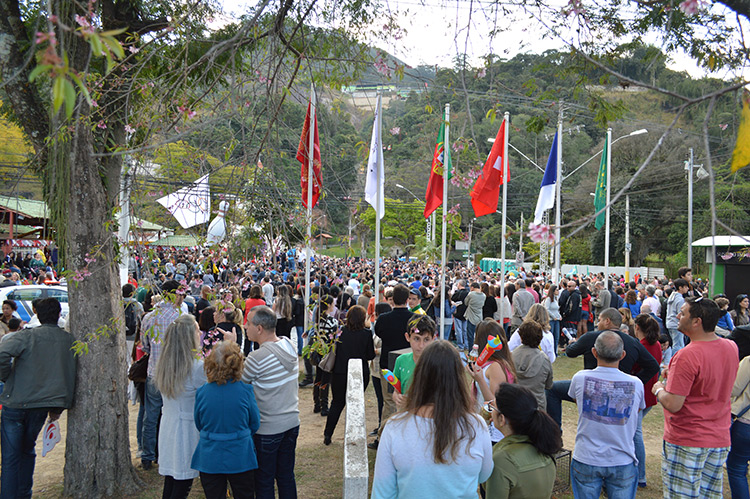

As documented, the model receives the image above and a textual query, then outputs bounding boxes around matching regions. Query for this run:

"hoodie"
[242,336,300,435]
[511,345,553,412]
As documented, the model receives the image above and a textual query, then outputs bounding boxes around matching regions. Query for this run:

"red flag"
[470,120,509,217]
[424,117,451,218]
[297,102,322,209]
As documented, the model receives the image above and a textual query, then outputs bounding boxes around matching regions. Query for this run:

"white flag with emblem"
[157,174,211,229]
[365,95,385,219]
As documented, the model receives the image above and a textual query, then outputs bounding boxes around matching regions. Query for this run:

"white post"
[499,113,509,310]
[374,94,382,305]
[118,157,132,288]
[431,211,436,242]
[625,194,630,282]
[343,359,367,497]
[303,85,316,336]
[687,148,694,269]
[604,128,611,281]
[553,111,563,284]
[440,104,450,339]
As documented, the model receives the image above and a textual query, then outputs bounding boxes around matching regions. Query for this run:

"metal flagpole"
[440,104,450,340]
[553,108,563,283]
[604,127,611,281]
[303,84,315,336]
[374,93,382,305]
[499,112,509,314]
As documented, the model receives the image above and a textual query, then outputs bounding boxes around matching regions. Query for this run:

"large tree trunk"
[62,127,141,497]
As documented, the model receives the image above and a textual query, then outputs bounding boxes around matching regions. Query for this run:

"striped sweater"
[242,336,300,435]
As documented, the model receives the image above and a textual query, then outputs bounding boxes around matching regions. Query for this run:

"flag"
[533,132,558,224]
[732,90,750,173]
[297,99,322,209]
[365,95,385,219]
[157,174,211,229]
[424,109,452,218]
[470,120,508,217]
[594,134,609,230]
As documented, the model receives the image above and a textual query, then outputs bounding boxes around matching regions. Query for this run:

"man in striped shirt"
[242,305,300,498]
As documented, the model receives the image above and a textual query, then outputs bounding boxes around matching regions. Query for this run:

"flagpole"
[304,85,315,336]
[440,104,449,340]
[499,112,509,314]
[604,127,611,282]
[374,94,382,305]
[553,109,563,284]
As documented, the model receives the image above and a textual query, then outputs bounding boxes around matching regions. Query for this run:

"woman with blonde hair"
[192,341,260,498]
[619,307,635,337]
[372,341,493,497]
[508,303,556,363]
[154,314,207,498]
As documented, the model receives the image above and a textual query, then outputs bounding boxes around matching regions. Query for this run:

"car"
[0,284,69,324]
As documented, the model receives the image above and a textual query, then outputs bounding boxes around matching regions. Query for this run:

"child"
[392,315,437,409]
[659,334,673,375]
[715,297,735,336]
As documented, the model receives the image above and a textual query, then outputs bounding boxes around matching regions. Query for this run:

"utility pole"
[553,104,563,283]
[467,218,475,268]
[519,213,524,251]
[687,148,694,269]
[604,127,612,281]
[625,194,630,282]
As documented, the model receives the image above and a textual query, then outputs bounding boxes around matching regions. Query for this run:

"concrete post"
[344,359,368,498]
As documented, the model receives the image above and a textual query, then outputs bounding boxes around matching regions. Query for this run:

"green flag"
[594,136,609,230]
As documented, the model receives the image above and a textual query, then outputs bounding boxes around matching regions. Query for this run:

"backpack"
[124,301,138,339]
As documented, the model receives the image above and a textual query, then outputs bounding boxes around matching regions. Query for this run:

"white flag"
[157,174,211,229]
[365,95,385,219]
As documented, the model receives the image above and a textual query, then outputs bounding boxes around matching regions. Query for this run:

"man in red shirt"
[652,297,739,498]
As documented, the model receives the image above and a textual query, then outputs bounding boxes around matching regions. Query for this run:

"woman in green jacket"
[485,383,562,498]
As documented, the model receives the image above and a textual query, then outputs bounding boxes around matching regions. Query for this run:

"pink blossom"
[527,223,555,243]
[84,253,97,264]
[97,120,107,129]
[679,0,704,14]
[35,31,57,47]
[74,14,95,35]
[125,124,135,134]
[719,124,728,130]
[374,55,391,78]
[476,68,486,79]
[49,15,59,23]
[390,127,400,136]
[562,0,586,16]
[127,45,140,54]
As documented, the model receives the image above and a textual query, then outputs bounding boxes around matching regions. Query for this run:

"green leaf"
[90,34,103,56]
[102,36,125,59]
[69,73,93,105]
[28,64,52,82]
[63,78,76,118]
[425,104,433,114]
[52,76,65,114]
[486,108,496,123]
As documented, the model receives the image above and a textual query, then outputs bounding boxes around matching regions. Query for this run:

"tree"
[0,0,388,495]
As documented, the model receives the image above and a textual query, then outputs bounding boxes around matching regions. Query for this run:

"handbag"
[128,354,149,383]
[318,343,337,373]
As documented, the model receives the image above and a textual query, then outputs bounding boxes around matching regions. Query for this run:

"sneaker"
[638,482,647,488]
[299,379,314,388]
[368,428,379,437]
[141,459,152,470]
[321,407,329,417]
[367,440,379,450]
[324,435,332,446]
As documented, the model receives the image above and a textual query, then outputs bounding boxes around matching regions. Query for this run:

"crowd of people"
[0,243,749,498]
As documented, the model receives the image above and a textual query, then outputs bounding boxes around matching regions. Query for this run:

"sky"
[217,0,743,79]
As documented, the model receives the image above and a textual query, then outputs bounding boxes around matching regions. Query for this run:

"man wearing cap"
[407,288,426,315]
[140,279,184,470]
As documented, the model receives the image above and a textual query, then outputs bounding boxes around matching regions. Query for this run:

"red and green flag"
[424,110,452,218]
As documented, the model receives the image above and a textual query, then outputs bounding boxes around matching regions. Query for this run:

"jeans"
[142,376,163,462]
[669,328,686,353]
[466,321,477,348]
[545,380,573,429]
[633,406,652,485]
[254,426,299,499]
[550,320,561,352]
[454,319,468,350]
[571,459,638,499]
[0,407,49,499]
[442,322,452,341]
[295,326,304,356]
[728,419,750,499]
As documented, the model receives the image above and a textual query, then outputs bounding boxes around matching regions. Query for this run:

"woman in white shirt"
[508,304,556,364]
[372,341,493,498]
[542,285,562,353]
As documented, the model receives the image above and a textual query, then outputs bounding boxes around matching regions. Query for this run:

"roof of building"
[149,234,200,247]
[691,235,750,247]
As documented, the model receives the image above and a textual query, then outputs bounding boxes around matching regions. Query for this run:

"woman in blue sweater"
[192,341,260,499]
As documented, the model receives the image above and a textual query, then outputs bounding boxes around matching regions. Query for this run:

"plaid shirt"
[141,301,182,378]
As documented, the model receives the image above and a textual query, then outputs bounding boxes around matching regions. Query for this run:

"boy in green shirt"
[392,315,437,408]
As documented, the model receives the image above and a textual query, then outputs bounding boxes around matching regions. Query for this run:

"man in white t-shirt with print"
[568,330,644,498]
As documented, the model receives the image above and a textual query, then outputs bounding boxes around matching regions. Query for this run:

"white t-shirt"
[568,366,645,467]
[372,413,493,499]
